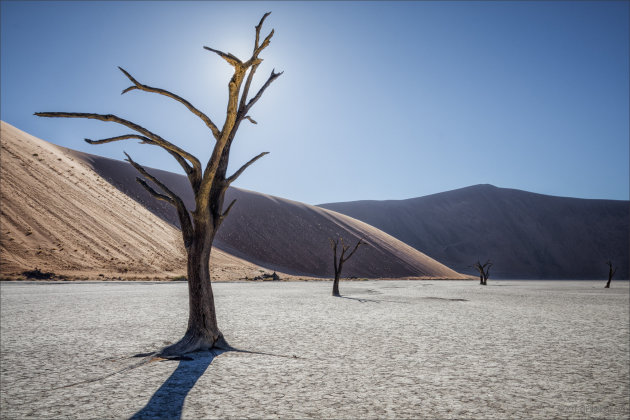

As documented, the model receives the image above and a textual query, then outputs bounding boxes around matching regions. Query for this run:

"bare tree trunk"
[474,260,492,286]
[329,237,364,297]
[162,225,223,355]
[605,261,616,288]
[332,268,341,297]
[36,13,281,356]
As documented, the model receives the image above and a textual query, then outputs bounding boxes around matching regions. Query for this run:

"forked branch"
[254,12,272,52]
[256,30,274,56]
[198,14,281,200]
[118,67,221,140]
[341,238,366,263]
[124,152,194,247]
[34,112,201,176]
[84,133,196,182]
[124,152,179,201]
[240,13,276,113]
[239,62,262,114]
[136,178,174,204]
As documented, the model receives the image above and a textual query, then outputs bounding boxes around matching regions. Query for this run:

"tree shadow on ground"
[338,295,381,303]
[129,346,299,420]
[337,295,414,304]
[422,297,468,302]
[129,349,222,420]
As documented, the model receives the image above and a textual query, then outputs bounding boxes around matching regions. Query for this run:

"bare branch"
[254,12,272,52]
[124,152,179,200]
[203,46,242,67]
[226,152,269,185]
[341,238,365,263]
[84,134,197,183]
[84,134,151,145]
[34,112,202,176]
[124,152,194,248]
[239,61,262,112]
[240,13,274,108]
[118,67,221,141]
[245,69,283,113]
[198,15,279,201]
[121,86,138,94]
[220,199,237,221]
[243,116,258,125]
[136,178,174,204]
[256,29,274,56]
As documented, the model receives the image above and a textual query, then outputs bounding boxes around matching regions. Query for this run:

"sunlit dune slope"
[0,121,283,280]
[61,131,467,279]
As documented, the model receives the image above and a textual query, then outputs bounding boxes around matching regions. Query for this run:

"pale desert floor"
[1,280,628,419]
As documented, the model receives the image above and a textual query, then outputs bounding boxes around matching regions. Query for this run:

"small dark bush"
[253,271,280,281]
[21,268,55,280]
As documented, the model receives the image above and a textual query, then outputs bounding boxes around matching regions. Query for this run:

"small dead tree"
[329,237,365,297]
[36,13,282,355]
[605,260,617,288]
[473,260,492,286]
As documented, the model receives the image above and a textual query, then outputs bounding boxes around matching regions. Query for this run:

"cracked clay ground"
[1,280,628,419]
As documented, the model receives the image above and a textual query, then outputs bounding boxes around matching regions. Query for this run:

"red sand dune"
[1,121,468,280]
[0,121,287,280]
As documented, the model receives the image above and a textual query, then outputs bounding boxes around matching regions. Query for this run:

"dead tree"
[330,237,365,297]
[605,260,617,288]
[473,260,492,285]
[36,13,282,355]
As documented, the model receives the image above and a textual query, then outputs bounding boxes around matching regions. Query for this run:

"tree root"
[158,331,230,357]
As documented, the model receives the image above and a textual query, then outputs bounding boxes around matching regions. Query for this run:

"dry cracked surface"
[1,280,629,419]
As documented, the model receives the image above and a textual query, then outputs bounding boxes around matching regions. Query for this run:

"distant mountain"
[320,185,629,279]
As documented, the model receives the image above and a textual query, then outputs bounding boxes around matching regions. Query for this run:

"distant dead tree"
[36,13,282,355]
[473,260,492,285]
[605,260,617,288]
[329,237,365,297]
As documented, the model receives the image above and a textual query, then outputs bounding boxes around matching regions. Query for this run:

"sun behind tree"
[36,13,282,355]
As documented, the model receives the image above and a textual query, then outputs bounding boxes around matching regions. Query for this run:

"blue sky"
[1,1,628,204]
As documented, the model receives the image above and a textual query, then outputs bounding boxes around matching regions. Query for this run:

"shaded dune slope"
[65,140,465,279]
[320,185,630,279]
[0,121,284,279]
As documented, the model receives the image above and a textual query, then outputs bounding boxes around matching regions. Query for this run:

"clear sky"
[1,1,628,204]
